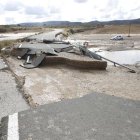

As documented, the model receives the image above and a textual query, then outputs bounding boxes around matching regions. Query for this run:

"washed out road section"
[5,29,140,106]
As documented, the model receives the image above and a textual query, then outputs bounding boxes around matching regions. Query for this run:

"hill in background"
[18,18,140,27]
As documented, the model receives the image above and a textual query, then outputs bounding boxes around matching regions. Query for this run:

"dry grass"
[0,40,17,53]
[80,24,140,34]
[0,25,52,33]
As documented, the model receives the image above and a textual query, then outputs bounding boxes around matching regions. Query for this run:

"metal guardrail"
[78,45,136,73]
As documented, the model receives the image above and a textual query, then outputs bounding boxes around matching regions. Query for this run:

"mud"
[6,56,140,107]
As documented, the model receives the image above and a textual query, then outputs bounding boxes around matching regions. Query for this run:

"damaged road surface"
[10,41,107,70]
[1,28,106,70]
[0,58,29,120]
[1,29,108,106]
[3,29,140,106]
[0,29,140,140]
[20,54,46,69]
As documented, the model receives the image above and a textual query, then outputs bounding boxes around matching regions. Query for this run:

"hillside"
[80,24,140,34]
[18,18,140,27]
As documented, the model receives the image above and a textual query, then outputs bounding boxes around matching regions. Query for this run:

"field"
[0,40,17,52]
[0,25,51,33]
[77,24,140,34]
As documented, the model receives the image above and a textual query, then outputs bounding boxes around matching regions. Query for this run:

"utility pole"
[128,23,131,37]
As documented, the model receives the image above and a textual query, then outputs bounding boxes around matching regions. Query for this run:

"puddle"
[0,35,8,38]
[0,32,38,41]
[89,49,140,65]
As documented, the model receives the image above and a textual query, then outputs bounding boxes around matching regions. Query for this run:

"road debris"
[20,54,46,69]
[1,32,107,69]
[1,30,138,73]
[0,58,8,70]
[78,45,136,73]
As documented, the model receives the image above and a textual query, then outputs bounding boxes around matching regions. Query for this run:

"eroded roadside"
[3,56,38,107]
[6,56,140,108]
[0,29,54,120]
[0,57,29,120]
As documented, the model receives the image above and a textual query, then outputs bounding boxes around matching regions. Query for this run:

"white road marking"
[18,44,22,48]
[8,113,19,140]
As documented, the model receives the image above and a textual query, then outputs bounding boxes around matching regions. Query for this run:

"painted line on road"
[8,113,19,140]
[18,44,22,48]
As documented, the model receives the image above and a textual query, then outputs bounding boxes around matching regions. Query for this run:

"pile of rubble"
[1,32,107,70]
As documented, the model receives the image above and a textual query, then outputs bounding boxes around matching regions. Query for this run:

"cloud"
[0,0,140,24]
[24,6,47,15]
[131,6,140,11]
[74,0,88,3]
[5,17,15,24]
[107,0,118,9]
[4,2,22,11]
[49,7,60,14]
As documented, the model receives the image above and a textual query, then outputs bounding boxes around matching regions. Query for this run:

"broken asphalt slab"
[20,54,46,69]
[0,58,8,70]
[3,29,107,70]
[27,29,63,41]
[11,42,107,70]
[1,92,140,140]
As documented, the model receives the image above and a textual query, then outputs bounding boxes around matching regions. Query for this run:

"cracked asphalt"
[0,58,29,120]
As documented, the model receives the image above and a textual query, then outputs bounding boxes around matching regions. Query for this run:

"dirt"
[4,31,140,106]
[6,56,140,107]
[79,25,140,34]
[43,52,107,69]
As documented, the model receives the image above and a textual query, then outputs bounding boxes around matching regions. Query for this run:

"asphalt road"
[28,29,63,41]
[1,92,140,140]
[19,29,70,52]
[0,58,29,121]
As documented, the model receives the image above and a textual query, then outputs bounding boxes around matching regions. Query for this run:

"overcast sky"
[0,0,140,24]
